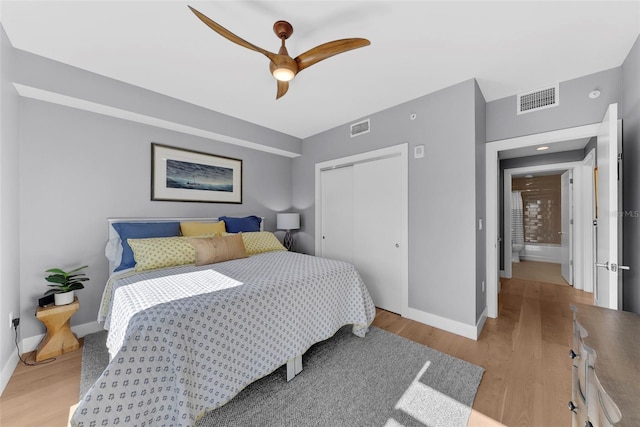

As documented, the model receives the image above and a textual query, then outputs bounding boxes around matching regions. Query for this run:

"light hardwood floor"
[511,260,569,286]
[0,276,593,427]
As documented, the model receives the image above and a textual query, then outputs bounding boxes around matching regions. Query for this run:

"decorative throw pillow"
[218,215,262,233]
[128,236,196,272]
[180,221,226,236]
[188,234,248,266]
[113,222,181,271]
[241,231,287,255]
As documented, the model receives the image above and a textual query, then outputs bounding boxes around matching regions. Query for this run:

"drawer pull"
[568,401,578,413]
[569,349,577,359]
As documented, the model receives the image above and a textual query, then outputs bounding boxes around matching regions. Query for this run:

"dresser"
[569,303,640,427]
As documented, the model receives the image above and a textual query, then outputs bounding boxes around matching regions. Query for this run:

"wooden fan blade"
[188,6,277,62]
[295,38,370,73]
[276,80,289,99]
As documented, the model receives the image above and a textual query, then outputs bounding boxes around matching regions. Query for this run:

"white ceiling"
[2,1,639,139]
[499,137,591,160]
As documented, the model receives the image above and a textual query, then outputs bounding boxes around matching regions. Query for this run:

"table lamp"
[277,213,300,251]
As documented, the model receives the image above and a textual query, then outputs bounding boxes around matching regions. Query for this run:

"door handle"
[596,262,631,272]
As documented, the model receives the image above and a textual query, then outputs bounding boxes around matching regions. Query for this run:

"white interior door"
[595,104,621,309]
[353,155,403,314]
[320,166,354,263]
[561,170,573,285]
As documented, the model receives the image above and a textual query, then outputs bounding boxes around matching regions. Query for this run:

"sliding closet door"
[320,166,354,263]
[353,155,403,314]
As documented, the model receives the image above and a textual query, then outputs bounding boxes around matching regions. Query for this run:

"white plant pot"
[54,290,75,306]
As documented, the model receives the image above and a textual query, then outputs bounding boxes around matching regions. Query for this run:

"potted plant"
[44,265,89,306]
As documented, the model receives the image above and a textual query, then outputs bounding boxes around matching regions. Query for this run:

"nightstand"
[35,297,80,361]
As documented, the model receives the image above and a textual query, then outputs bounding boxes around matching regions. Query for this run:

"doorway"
[485,113,620,318]
[503,162,592,290]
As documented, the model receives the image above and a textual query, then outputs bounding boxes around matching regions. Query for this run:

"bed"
[71,217,376,427]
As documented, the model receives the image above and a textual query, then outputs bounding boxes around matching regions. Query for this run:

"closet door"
[320,166,354,263]
[353,155,403,314]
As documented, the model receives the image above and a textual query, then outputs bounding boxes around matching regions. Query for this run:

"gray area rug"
[80,330,109,399]
[81,326,484,426]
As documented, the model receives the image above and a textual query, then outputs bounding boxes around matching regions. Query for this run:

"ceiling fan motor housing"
[273,21,294,40]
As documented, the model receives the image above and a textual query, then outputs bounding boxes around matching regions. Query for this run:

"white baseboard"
[405,306,487,341]
[0,348,20,397]
[476,307,488,339]
[0,320,104,396]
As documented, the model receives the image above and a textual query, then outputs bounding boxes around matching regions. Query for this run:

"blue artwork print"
[166,159,233,192]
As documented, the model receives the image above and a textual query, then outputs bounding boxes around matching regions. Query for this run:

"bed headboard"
[105,217,265,274]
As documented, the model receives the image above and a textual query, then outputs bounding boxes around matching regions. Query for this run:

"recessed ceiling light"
[525,174,534,178]
[589,90,601,99]
[537,146,550,151]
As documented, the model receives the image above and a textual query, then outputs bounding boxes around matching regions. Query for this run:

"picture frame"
[151,143,242,203]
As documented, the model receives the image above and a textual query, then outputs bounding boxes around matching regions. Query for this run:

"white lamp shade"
[277,213,300,230]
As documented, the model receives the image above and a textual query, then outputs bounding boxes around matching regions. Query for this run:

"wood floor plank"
[1,269,593,427]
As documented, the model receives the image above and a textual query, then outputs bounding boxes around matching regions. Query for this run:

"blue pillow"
[112,222,181,271]
[218,216,262,233]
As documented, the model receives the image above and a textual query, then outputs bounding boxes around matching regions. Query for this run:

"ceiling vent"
[517,84,559,115]
[350,118,370,137]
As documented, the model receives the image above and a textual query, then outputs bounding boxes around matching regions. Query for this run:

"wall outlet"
[482,281,485,292]
[9,312,13,329]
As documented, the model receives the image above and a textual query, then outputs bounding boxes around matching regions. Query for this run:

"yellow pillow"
[241,231,287,255]
[180,221,226,237]
[128,236,195,271]
[188,234,247,266]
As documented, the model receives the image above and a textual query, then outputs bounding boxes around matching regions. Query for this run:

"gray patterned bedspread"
[71,251,376,426]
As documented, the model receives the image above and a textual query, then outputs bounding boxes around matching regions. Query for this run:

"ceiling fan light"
[272,67,295,82]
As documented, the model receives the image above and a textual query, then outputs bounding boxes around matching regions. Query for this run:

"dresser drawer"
[586,366,621,427]
[570,304,638,426]
[570,320,590,427]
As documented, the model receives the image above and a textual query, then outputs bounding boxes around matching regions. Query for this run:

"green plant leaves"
[43,265,89,295]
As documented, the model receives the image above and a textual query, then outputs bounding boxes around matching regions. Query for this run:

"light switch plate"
[414,145,425,159]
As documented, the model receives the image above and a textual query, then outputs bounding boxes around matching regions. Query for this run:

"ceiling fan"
[188,6,370,99]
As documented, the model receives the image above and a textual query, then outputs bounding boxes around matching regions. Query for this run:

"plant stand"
[35,297,80,361]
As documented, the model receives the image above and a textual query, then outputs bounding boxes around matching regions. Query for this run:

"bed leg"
[286,354,303,381]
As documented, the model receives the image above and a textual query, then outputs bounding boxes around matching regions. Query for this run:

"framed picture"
[151,143,242,203]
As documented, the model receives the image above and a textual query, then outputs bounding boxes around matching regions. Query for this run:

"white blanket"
[72,252,376,426]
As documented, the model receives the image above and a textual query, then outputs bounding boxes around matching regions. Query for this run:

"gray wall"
[474,81,487,320]
[294,79,484,327]
[17,99,294,339]
[487,67,622,142]
[0,24,20,393]
[622,35,640,313]
[13,50,302,157]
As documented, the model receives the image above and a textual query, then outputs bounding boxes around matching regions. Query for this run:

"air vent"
[350,118,370,137]
[517,84,559,115]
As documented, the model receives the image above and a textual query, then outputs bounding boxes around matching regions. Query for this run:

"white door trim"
[486,123,601,318]
[315,144,409,316]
